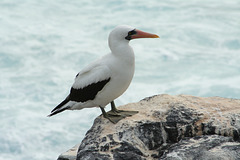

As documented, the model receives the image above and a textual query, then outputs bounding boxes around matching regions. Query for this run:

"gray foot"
[100,102,139,124]
[103,111,126,124]
[110,101,138,117]
[115,110,139,116]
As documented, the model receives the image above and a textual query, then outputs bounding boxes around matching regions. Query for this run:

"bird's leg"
[110,101,139,116]
[100,106,109,118]
[99,101,139,124]
[107,101,122,116]
[99,106,124,124]
[110,101,121,113]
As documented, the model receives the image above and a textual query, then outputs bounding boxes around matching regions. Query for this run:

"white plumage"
[48,25,159,123]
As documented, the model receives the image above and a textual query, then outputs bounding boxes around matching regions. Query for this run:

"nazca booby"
[48,25,159,123]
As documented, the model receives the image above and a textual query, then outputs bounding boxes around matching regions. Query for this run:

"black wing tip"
[47,113,54,117]
[47,106,70,117]
[47,111,56,117]
[51,96,70,113]
[48,96,70,117]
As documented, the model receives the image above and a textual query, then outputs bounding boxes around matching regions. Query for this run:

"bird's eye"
[125,29,137,40]
[128,29,137,35]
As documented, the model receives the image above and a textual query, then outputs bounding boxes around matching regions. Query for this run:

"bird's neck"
[109,40,135,62]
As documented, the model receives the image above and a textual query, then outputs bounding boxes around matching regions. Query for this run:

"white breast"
[93,52,135,107]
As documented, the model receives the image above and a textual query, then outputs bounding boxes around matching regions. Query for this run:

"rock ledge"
[58,94,240,160]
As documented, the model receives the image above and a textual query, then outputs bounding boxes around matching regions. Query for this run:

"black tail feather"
[48,106,70,117]
[48,95,70,117]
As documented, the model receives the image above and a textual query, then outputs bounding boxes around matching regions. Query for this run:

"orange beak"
[131,29,159,39]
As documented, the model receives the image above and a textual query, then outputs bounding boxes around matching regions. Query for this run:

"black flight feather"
[48,78,111,116]
[69,77,110,102]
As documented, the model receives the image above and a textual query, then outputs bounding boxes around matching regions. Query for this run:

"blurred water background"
[0,0,240,159]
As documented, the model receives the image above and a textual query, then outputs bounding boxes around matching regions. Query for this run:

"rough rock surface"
[161,135,240,160]
[57,94,240,160]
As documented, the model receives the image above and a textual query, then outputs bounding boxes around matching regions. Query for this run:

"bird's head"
[109,25,159,42]
[108,25,159,55]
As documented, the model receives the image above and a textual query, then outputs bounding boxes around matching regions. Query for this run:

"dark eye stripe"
[125,29,137,40]
[128,29,137,35]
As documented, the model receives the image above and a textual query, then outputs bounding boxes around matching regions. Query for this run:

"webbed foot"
[110,101,139,117]
[99,101,139,124]
[103,112,127,124]
[100,106,126,124]
[114,110,139,116]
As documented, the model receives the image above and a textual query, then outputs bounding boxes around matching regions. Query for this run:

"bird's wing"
[49,62,111,116]
[69,63,111,102]
[73,62,111,89]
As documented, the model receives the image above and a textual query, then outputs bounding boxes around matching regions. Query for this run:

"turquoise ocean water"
[0,0,240,159]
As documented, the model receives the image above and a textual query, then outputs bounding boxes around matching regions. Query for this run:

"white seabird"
[48,25,159,123]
